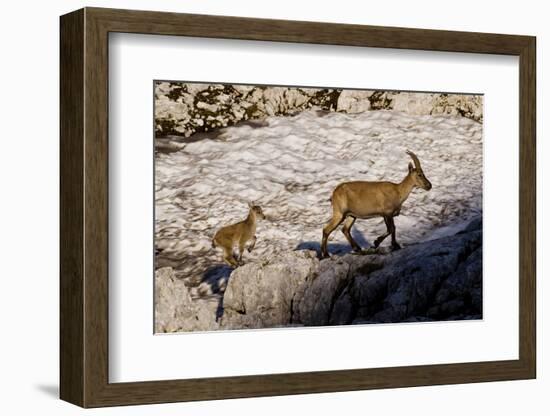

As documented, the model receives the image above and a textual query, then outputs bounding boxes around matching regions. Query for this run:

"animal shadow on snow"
[295,228,372,258]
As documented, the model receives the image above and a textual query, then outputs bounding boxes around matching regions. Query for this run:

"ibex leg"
[237,240,246,265]
[222,246,239,267]
[247,236,257,252]
[373,216,392,248]
[321,212,345,258]
[341,216,362,252]
[389,216,401,250]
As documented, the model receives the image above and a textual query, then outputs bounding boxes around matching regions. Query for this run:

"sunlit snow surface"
[155,110,482,298]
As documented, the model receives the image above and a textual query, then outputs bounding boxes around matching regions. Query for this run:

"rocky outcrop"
[221,252,318,329]
[156,218,482,332]
[155,82,482,139]
[392,92,483,122]
[220,217,482,329]
[346,224,482,324]
[155,267,219,332]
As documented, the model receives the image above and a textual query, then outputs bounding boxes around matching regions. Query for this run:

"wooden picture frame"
[60,7,536,408]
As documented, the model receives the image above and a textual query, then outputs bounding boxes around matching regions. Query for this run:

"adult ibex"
[212,202,266,267]
[320,150,432,258]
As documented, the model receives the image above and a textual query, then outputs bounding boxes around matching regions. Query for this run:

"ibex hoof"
[391,243,402,251]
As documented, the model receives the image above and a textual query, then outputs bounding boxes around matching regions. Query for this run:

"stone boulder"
[219,217,483,329]
[156,218,483,332]
[336,90,372,113]
[348,225,482,324]
[220,251,318,329]
[155,267,219,332]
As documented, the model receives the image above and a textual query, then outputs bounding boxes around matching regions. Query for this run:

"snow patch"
[155,110,482,299]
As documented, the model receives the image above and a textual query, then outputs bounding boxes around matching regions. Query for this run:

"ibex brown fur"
[321,150,432,258]
[212,202,266,267]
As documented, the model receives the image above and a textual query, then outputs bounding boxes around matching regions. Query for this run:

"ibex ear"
[248,201,254,208]
[408,162,415,173]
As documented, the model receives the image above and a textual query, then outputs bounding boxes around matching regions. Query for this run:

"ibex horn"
[406,150,422,171]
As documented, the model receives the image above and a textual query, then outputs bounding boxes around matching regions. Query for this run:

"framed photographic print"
[60,7,536,408]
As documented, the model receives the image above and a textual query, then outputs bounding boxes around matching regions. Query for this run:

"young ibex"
[212,202,266,267]
[320,150,432,258]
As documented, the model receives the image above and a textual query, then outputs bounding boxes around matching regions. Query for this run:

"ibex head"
[248,201,267,220]
[406,150,432,191]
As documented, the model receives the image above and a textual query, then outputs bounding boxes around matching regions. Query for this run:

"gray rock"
[329,287,355,325]
[219,216,483,329]
[336,90,372,113]
[220,251,318,330]
[154,267,219,332]
[350,226,482,323]
[157,217,483,332]
[155,82,483,138]
[295,257,351,326]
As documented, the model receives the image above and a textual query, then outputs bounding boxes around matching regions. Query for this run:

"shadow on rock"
[200,264,235,321]
[201,264,233,295]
